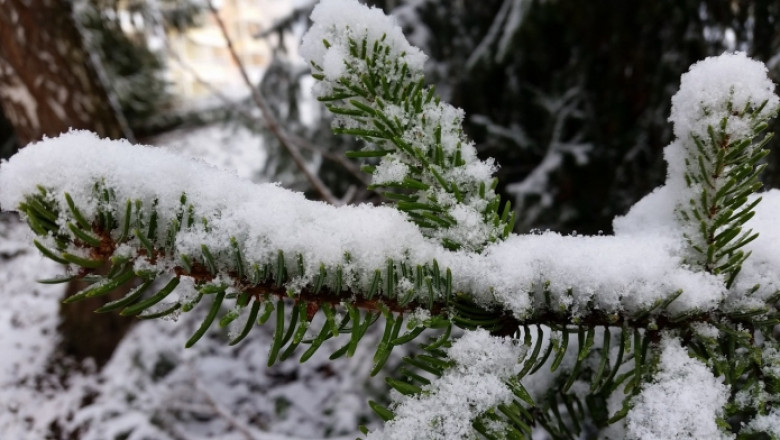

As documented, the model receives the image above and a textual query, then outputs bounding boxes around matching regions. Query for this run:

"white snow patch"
[300,0,426,81]
[625,337,731,440]
[367,329,524,439]
[669,52,779,142]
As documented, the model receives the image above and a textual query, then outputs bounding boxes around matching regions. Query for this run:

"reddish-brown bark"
[0,0,130,145]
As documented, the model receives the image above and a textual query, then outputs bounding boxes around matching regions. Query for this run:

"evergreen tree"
[2,0,780,438]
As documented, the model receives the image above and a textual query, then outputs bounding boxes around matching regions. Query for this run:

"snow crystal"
[367,329,524,439]
[371,154,409,185]
[625,337,731,440]
[691,322,720,339]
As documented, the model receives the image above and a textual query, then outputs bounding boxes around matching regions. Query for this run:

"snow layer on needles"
[483,232,726,316]
[299,0,426,82]
[0,129,774,318]
[664,52,780,224]
[669,52,779,141]
[0,130,442,288]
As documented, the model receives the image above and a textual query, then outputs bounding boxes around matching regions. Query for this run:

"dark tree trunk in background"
[0,0,130,145]
[0,0,134,368]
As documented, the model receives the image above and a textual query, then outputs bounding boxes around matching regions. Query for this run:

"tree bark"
[0,0,130,145]
[0,0,134,368]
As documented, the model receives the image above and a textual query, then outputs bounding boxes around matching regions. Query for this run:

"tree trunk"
[0,0,135,368]
[0,0,130,145]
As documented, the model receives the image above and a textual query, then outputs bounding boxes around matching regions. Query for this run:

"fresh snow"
[669,52,779,142]
[367,329,525,440]
[299,0,426,83]
[625,337,731,440]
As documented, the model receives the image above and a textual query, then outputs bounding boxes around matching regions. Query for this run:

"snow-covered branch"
[1,0,780,438]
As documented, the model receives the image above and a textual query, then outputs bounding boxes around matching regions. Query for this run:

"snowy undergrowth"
[0,213,93,439]
[66,305,379,440]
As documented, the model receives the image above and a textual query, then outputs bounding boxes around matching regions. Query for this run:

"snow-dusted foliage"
[1,0,780,438]
[300,0,511,253]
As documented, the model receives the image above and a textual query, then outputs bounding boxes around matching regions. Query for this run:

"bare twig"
[149,5,370,199]
[289,133,371,187]
[206,1,338,205]
[192,376,256,440]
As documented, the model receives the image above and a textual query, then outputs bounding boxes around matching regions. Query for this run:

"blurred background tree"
[73,0,201,137]
[4,0,779,230]
[253,0,780,233]
[0,0,205,367]
[376,0,780,234]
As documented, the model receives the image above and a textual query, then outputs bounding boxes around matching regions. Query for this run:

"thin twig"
[153,5,369,198]
[192,375,257,440]
[206,1,338,205]
[289,133,371,187]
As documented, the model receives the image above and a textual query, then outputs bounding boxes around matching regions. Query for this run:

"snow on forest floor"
[0,128,385,439]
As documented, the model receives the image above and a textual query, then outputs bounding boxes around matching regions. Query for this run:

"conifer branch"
[2,1,780,438]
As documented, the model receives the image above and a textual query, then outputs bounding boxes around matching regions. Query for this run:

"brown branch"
[83,225,441,316]
[206,1,338,205]
[173,261,443,316]
[79,225,735,337]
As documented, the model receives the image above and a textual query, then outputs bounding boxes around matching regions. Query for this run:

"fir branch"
[301,10,514,251]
